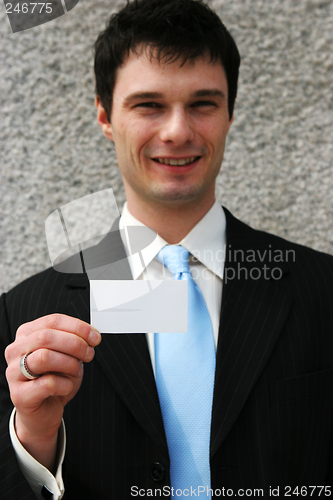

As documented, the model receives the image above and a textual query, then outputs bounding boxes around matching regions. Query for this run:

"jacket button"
[151,462,165,482]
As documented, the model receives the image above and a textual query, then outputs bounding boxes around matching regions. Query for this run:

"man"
[1,0,333,498]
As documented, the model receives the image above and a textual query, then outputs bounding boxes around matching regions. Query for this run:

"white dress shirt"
[10,200,226,500]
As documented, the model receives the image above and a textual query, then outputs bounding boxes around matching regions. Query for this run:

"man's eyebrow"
[192,89,227,99]
[123,92,164,105]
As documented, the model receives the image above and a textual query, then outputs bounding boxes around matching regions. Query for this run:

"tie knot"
[157,245,190,277]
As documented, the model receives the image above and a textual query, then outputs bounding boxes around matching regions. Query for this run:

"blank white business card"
[90,280,187,333]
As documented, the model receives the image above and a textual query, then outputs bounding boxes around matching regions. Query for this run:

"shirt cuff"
[9,408,66,500]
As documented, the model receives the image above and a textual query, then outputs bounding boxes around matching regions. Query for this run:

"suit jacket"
[0,208,333,499]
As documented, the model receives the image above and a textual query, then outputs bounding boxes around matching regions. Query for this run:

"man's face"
[97,48,233,209]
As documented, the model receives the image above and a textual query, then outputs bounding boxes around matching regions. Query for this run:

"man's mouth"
[152,156,201,166]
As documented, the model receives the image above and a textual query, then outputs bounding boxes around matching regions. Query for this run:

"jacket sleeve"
[0,292,38,499]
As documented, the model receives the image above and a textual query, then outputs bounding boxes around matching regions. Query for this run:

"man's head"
[94,0,241,222]
[94,0,240,122]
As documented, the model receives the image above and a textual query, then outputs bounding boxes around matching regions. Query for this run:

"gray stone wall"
[1,0,332,295]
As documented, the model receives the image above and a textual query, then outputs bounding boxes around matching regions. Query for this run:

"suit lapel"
[210,208,293,457]
[65,224,168,453]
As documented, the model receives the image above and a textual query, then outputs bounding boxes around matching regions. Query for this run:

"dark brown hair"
[94,0,241,121]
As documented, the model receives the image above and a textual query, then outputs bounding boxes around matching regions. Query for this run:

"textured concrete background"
[1,0,332,295]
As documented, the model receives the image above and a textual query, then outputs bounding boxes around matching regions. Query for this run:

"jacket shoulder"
[3,267,89,334]
[223,206,333,263]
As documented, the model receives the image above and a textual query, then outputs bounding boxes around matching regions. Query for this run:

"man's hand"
[5,314,101,472]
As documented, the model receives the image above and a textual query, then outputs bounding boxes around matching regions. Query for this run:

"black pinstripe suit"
[1,208,333,499]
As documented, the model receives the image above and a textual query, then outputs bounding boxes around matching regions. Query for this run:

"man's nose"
[159,109,194,145]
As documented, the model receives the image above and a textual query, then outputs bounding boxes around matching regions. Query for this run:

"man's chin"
[149,186,205,205]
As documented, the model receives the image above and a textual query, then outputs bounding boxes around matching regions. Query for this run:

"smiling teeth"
[156,157,197,166]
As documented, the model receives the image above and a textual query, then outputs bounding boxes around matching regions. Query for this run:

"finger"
[12,329,96,364]
[19,350,84,380]
[16,314,101,347]
[13,374,76,408]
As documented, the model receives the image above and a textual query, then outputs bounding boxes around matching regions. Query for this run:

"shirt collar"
[119,200,226,280]
[179,201,226,279]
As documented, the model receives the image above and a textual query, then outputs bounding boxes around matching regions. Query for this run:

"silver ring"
[20,352,41,380]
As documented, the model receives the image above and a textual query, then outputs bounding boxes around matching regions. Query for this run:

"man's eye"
[192,100,216,107]
[135,102,159,108]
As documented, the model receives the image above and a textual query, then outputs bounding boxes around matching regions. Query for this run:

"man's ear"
[229,112,234,126]
[95,96,114,142]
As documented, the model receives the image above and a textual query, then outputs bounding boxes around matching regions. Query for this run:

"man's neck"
[125,196,215,244]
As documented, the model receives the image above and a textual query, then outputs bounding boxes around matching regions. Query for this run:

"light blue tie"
[155,245,216,498]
